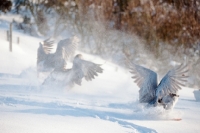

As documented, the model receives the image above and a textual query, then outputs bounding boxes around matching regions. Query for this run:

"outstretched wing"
[129,63,158,103]
[37,39,55,72]
[81,60,103,81]
[71,58,103,85]
[42,38,55,54]
[52,36,79,69]
[55,36,79,61]
[156,64,189,99]
[37,38,54,63]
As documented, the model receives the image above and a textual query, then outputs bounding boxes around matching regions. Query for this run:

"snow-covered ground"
[0,16,200,133]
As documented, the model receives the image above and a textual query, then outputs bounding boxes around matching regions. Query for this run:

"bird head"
[73,54,83,67]
[39,41,44,46]
[74,54,83,59]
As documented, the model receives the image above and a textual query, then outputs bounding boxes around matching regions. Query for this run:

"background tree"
[0,0,12,13]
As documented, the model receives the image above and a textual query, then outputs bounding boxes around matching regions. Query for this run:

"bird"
[42,54,103,89]
[37,36,79,74]
[37,36,103,89]
[37,38,55,73]
[129,62,188,110]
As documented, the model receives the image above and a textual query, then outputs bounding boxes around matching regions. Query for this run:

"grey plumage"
[37,36,79,72]
[42,54,103,88]
[129,63,188,109]
[38,36,103,89]
[38,35,103,89]
[37,39,55,72]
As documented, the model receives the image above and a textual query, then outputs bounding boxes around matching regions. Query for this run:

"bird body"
[42,54,103,89]
[37,36,103,89]
[161,94,179,110]
[37,36,79,73]
[129,63,188,110]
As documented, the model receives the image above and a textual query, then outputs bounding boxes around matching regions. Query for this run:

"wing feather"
[71,57,103,85]
[37,39,56,72]
[81,60,103,81]
[56,37,79,62]
[156,64,189,98]
[42,38,55,54]
[129,62,158,103]
[47,36,79,69]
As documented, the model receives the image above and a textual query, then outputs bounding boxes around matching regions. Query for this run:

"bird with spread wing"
[37,36,79,73]
[37,36,103,89]
[42,54,103,88]
[129,62,189,110]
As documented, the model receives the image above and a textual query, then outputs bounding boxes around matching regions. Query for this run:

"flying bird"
[42,54,103,89]
[129,62,188,110]
[37,36,79,73]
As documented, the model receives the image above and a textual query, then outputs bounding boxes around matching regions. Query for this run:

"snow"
[0,16,200,133]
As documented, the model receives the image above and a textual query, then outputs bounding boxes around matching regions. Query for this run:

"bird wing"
[81,60,103,81]
[56,37,78,62]
[156,64,189,98]
[37,38,54,64]
[42,38,55,54]
[129,62,158,103]
[71,59,103,85]
[37,39,55,72]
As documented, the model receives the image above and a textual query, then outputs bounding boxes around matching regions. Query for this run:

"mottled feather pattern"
[71,55,103,85]
[129,62,189,109]
[38,37,103,88]
[42,54,103,88]
[129,62,157,103]
[81,60,103,81]
[156,64,189,98]
[56,37,78,62]
[37,36,79,72]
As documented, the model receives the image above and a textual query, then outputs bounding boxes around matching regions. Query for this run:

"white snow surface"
[0,17,200,133]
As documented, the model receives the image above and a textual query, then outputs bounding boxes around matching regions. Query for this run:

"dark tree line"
[0,0,12,13]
